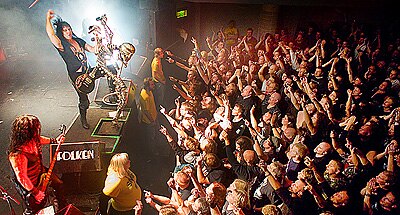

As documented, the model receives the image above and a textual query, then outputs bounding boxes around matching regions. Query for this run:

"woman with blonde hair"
[222,179,251,214]
[101,153,142,215]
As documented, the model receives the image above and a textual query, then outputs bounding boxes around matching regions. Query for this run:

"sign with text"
[176,9,187,18]
[50,141,103,173]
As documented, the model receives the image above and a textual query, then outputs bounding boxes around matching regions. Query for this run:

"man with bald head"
[312,141,336,173]
[237,85,259,120]
[261,92,282,124]
[221,132,264,183]
[243,150,257,166]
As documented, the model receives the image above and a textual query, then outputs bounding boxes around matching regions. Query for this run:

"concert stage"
[64,107,135,153]
[0,56,178,215]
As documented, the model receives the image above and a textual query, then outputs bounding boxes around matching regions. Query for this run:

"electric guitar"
[25,124,66,212]
[75,25,113,94]
[75,66,98,94]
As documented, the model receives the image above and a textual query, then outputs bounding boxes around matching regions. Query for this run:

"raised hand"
[133,200,143,215]
[165,50,173,56]
[160,105,166,115]
[191,37,197,44]
[47,10,55,20]
[175,96,181,107]
[145,197,153,204]
[330,130,336,139]
[387,141,398,155]
[144,190,154,199]
[304,156,315,169]
[166,57,175,64]
[345,138,353,150]
[196,152,204,166]
[219,130,229,142]
[167,177,176,190]
[159,125,168,136]
[366,178,378,195]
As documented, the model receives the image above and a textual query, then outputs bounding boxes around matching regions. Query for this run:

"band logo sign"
[50,141,103,173]
[57,149,95,161]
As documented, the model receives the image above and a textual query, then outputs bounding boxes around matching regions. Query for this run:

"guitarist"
[45,9,95,129]
[8,114,67,214]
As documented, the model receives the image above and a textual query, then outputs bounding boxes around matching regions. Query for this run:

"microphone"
[0,185,20,205]
[96,14,106,21]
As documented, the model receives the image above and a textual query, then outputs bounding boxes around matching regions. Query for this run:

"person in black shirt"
[46,10,95,129]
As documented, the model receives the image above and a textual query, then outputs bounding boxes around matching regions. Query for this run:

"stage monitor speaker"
[127,55,147,76]
[50,141,103,174]
[56,204,85,215]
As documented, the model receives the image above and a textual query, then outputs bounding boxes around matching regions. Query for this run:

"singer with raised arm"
[45,9,95,129]
[8,114,67,214]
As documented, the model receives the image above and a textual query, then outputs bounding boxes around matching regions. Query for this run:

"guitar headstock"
[59,124,67,135]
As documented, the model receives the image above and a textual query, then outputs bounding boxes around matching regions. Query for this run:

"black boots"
[79,109,89,129]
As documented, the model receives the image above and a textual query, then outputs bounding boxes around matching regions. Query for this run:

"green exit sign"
[176,9,187,18]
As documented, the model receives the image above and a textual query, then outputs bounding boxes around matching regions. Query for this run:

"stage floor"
[0,55,175,214]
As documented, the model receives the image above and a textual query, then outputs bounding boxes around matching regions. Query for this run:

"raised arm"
[160,106,188,139]
[255,33,266,50]
[330,131,346,156]
[195,59,210,85]
[300,98,318,135]
[45,10,62,50]
[345,89,353,118]
[345,57,354,83]
[172,84,192,101]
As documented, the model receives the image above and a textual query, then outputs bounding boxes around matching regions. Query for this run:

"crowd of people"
[7,9,400,215]
[139,18,400,215]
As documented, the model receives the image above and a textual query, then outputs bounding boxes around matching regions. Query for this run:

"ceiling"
[184,0,388,7]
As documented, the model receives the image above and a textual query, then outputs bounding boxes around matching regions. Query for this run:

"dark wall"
[154,1,399,52]
[279,4,399,37]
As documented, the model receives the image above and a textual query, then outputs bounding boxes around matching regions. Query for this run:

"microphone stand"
[0,185,20,215]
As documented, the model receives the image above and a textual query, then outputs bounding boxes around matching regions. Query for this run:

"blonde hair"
[231,179,250,209]
[108,153,131,178]
[184,136,199,151]
[159,204,178,215]
[154,47,163,58]
[261,204,281,215]
[232,179,249,192]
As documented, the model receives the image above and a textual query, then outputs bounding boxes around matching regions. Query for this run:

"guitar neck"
[40,143,61,192]
[40,126,66,192]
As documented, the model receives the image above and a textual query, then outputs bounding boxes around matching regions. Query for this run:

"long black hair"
[51,15,77,40]
[9,115,41,153]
